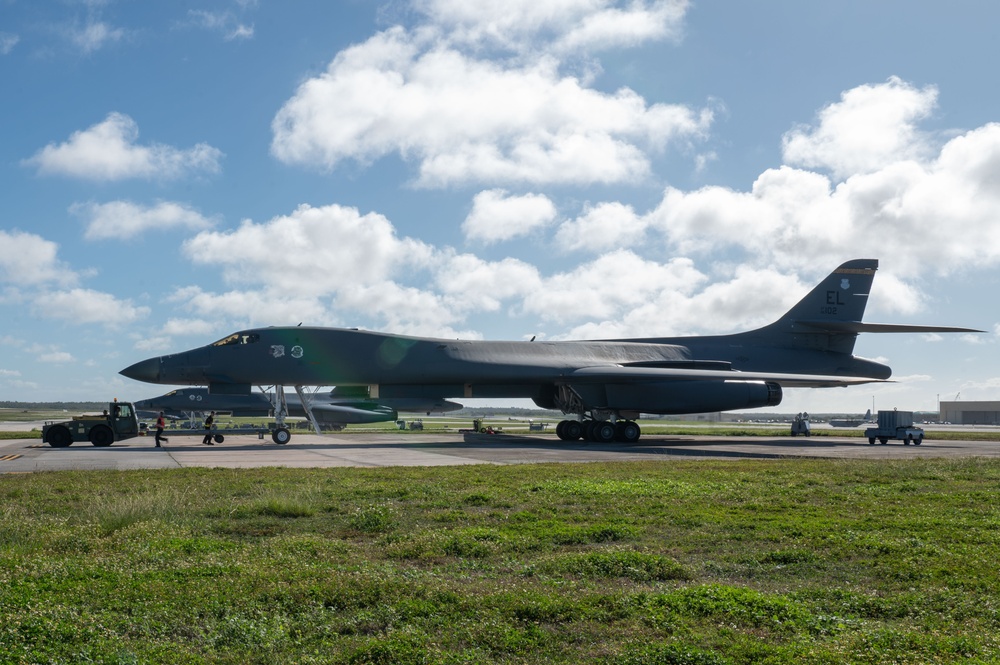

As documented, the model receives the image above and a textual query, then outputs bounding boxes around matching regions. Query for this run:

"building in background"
[939,401,1000,425]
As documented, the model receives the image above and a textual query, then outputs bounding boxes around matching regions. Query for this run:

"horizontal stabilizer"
[794,320,984,334]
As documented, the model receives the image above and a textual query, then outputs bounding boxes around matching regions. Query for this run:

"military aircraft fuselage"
[120,260,979,422]
[121,326,886,414]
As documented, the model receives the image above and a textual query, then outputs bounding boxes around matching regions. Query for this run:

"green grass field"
[3,459,1000,663]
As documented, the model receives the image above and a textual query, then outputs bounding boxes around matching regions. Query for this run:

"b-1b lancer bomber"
[121,259,979,444]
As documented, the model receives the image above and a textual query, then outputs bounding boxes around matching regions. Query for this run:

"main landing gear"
[555,419,641,443]
[549,386,641,443]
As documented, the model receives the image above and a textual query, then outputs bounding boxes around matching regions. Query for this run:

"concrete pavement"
[2,430,999,473]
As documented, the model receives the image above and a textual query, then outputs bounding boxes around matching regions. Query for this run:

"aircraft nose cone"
[120,357,161,383]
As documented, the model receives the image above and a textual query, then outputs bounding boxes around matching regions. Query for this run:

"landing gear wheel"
[615,421,641,443]
[563,421,583,441]
[593,421,616,443]
[868,437,876,445]
[89,425,114,447]
[213,434,225,444]
[272,427,291,445]
[45,425,72,448]
[879,437,889,445]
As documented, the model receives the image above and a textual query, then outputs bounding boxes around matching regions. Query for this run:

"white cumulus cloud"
[520,251,706,329]
[173,204,548,337]
[167,286,335,330]
[554,201,646,252]
[333,281,478,338]
[271,19,709,187]
[0,230,79,287]
[74,200,217,240]
[657,120,1000,281]
[462,189,557,243]
[26,112,223,181]
[175,204,480,335]
[183,203,434,295]
[782,76,938,181]
[31,289,150,328]
[415,0,688,53]
[435,253,541,312]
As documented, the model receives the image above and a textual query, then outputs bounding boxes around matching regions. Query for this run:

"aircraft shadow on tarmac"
[30,433,913,462]
[650,437,842,448]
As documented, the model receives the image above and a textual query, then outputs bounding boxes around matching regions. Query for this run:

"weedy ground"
[2,459,1000,664]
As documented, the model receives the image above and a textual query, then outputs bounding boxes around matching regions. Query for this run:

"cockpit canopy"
[212,333,260,347]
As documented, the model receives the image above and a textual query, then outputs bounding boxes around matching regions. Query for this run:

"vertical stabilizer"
[778,258,878,327]
[753,259,879,354]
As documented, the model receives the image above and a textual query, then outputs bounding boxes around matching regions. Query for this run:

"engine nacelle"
[311,403,398,424]
[601,380,782,415]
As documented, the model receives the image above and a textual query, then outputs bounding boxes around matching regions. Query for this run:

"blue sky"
[2,0,999,414]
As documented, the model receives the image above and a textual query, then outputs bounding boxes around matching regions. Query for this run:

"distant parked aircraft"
[121,259,981,444]
[134,387,462,430]
[829,409,874,428]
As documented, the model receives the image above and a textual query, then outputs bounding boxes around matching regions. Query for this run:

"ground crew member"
[202,411,216,445]
[155,412,168,447]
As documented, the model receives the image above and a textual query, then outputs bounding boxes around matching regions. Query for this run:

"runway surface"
[2,430,999,473]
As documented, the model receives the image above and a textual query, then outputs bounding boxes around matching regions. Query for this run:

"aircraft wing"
[565,365,883,388]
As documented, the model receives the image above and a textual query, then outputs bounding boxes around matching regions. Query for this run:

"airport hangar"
[939,401,1000,425]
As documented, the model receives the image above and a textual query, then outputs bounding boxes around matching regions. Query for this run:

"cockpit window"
[212,333,260,347]
[212,334,239,346]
